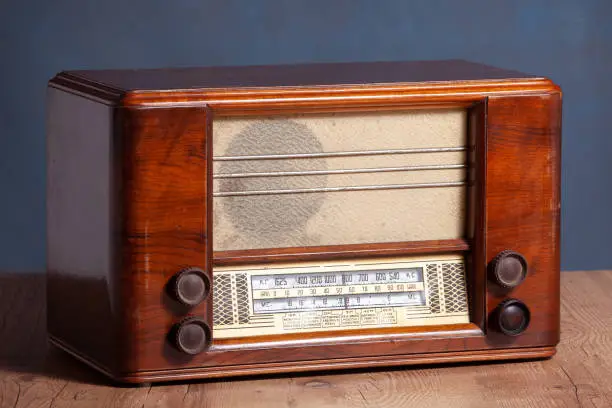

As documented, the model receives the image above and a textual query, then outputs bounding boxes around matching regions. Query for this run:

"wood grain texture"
[58,60,540,92]
[466,99,487,330]
[214,239,470,266]
[46,61,562,382]
[48,60,557,109]
[118,105,213,374]
[484,93,562,344]
[1,271,610,407]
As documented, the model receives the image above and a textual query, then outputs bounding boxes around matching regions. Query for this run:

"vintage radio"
[46,60,562,383]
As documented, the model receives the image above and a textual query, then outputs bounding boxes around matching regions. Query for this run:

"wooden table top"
[1,270,610,408]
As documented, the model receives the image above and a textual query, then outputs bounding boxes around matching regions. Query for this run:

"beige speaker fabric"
[212,110,467,251]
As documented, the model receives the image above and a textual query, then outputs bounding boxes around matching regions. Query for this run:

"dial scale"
[212,254,469,339]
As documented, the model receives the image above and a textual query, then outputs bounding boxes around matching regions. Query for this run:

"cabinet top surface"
[53,59,540,93]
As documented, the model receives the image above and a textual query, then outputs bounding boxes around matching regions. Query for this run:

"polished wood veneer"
[46,60,562,383]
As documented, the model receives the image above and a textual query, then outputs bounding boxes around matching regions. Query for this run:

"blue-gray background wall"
[1,0,610,273]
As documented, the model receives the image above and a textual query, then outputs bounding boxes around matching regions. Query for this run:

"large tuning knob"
[170,317,211,355]
[171,267,210,307]
[489,250,528,289]
[493,299,531,336]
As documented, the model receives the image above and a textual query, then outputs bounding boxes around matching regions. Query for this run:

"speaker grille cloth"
[213,110,467,251]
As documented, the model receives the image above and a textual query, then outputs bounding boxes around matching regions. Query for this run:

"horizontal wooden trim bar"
[119,78,559,107]
[213,239,470,266]
[212,323,482,350]
[122,347,556,383]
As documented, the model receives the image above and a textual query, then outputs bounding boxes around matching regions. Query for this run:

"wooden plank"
[555,271,612,407]
[0,371,67,408]
[2,271,612,407]
[176,362,575,408]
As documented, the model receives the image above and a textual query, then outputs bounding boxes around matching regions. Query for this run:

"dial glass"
[212,255,469,339]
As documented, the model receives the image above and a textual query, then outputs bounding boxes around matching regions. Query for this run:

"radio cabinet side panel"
[118,105,213,374]
[46,87,121,373]
[485,92,562,346]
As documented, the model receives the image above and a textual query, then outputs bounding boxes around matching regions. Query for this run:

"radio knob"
[490,250,528,289]
[494,299,531,336]
[171,317,210,355]
[171,267,210,307]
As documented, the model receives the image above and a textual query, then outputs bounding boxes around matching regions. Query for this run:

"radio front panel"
[212,255,469,339]
[212,110,467,251]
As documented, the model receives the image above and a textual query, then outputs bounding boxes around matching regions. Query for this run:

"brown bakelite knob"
[171,317,210,355]
[494,299,531,336]
[172,267,210,307]
[490,250,528,289]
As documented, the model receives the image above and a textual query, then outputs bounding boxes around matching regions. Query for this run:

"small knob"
[171,317,210,355]
[171,267,210,307]
[494,299,531,336]
[490,250,528,289]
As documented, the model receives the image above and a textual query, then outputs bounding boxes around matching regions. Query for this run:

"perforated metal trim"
[426,264,441,313]
[441,263,468,313]
[213,274,233,326]
[236,273,250,324]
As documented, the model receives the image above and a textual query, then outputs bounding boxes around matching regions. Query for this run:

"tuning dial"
[493,299,531,336]
[490,250,528,289]
[170,317,210,355]
[171,267,210,307]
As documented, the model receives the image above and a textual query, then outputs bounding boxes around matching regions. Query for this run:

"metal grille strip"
[213,146,466,161]
[441,263,468,313]
[426,264,441,314]
[236,274,250,324]
[213,275,233,326]
[213,164,467,179]
[214,181,466,197]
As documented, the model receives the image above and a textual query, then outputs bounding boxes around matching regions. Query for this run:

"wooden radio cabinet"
[46,60,562,383]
